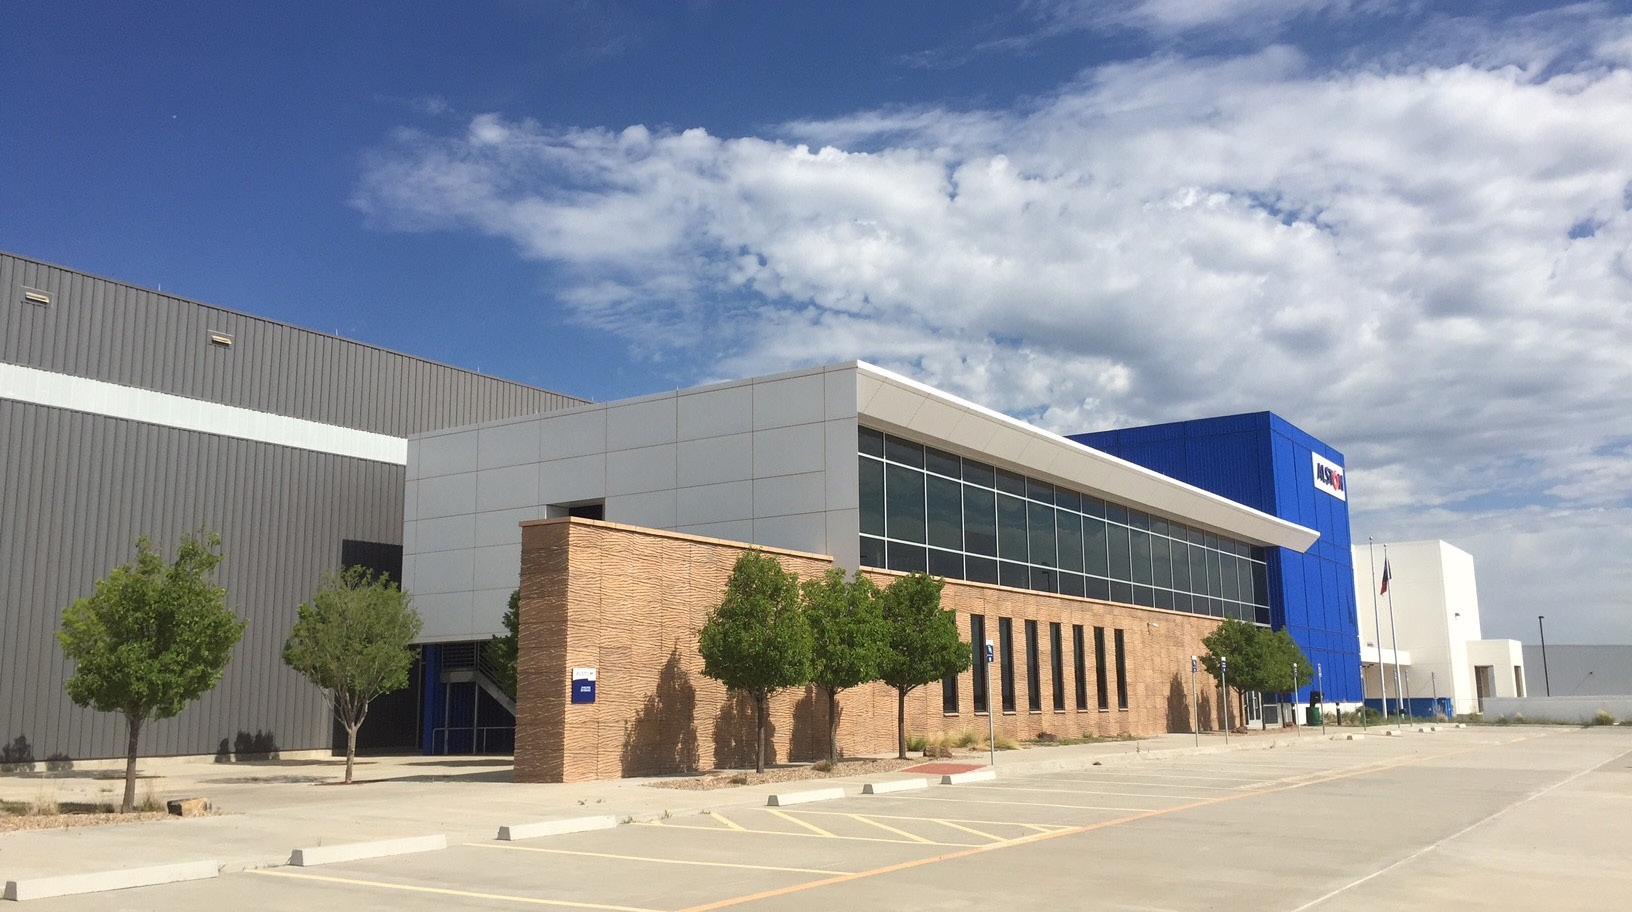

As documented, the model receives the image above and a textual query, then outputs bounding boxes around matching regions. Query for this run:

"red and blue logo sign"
[1311,453,1346,501]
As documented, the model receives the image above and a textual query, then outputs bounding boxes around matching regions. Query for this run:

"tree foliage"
[57,530,244,812]
[877,573,970,759]
[1200,618,1313,729]
[698,552,812,773]
[801,569,886,763]
[486,588,520,701]
[282,567,422,783]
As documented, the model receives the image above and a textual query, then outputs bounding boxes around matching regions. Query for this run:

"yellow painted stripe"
[766,809,839,838]
[953,783,1217,800]
[794,809,1076,830]
[929,819,1005,842]
[248,869,658,912]
[887,793,1166,813]
[847,815,936,844]
[634,819,973,847]
[472,843,847,875]
[709,812,747,832]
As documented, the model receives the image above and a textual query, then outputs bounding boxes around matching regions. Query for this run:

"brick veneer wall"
[514,518,1226,783]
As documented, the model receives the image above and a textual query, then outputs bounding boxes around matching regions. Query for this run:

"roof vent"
[208,330,234,347]
[22,287,50,306]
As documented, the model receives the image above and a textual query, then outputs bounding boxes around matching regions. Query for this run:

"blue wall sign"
[571,667,597,704]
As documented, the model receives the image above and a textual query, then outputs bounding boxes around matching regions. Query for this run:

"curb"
[941,769,997,785]
[861,778,930,795]
[289,834,448,867]
[498,815,618,841]
[4,860,218,902]
[766,787,845,807]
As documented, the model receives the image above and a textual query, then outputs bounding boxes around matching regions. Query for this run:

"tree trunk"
[826,687,840,765]
[122,714,143,813]
[896,688,907,760]
[754,692,767,774]
[345,722,359,784]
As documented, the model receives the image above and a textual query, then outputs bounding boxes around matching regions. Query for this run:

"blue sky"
[5,2,1632,643]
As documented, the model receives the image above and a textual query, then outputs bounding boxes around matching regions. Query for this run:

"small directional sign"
[571,667,597,704]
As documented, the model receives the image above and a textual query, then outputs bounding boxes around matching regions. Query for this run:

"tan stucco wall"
[515,518,1225,783]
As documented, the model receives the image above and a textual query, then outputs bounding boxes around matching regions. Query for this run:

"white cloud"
[355,12,1632,641]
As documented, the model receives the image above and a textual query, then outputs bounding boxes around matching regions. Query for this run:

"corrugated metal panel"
[1,251,588,437]
[0,400,412,760]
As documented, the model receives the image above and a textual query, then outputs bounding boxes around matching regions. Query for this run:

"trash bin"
[1307,705,1322,725]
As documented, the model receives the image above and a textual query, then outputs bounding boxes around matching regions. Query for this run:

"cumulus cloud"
[354,10,1632,641]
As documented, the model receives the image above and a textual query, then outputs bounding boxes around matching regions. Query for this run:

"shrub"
[905,734,928,752]
[810,758,835,773]
[1591,710,1616,727]
[1034,731,1059,743]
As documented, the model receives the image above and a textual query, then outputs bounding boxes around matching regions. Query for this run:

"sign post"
[1190,656,1199,747]
[1318,663,1326,734]
[985,640,996,767]
[1221,655,1230,744]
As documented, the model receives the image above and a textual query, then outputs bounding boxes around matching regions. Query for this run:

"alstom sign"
[1312,452,1346,501]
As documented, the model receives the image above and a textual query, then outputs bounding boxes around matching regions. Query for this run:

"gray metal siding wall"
[0,399,406,760]
[1,252,586,435]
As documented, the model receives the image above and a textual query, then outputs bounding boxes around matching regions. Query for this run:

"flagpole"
[1367,537,1390,719]
[1384,544,1405,720]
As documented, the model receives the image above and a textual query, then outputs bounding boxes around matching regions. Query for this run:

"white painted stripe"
[0,362,407,465]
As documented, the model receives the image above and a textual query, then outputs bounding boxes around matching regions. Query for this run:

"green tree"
[485,589,520,701]
[801,569,886,764]
[1201,619,1313,729]
[877,573,970,759]
[57,530,245,812]
[698,552,812,773]
[283,567,423,784]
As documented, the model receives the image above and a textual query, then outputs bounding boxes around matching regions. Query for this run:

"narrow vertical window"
[1072,624,1088,710]
[1050,622,1065,711]
[942,616,961,714]
[999,617,1016,712]
[1094,626,1109,710]
[970,614,988,713]
[1114,628,1129,710]
[1025,620,1041,712]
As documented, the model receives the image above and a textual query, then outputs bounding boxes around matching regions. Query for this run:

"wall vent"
[22,287,51,306]
[208,330,234,347]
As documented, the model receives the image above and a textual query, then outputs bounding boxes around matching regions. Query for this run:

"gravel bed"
[0,810,170,833]
[647,756,928,791]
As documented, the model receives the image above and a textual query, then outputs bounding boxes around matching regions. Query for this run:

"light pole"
[1537,615,1551,697]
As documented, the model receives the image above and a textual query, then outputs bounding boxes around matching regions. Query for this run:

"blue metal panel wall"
[1072,413,1362,702]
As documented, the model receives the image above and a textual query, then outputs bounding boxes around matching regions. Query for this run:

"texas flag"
[1380,557,1393,595]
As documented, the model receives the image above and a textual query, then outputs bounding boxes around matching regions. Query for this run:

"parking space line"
[767,808,839,837]
[846,814,937,844]
[887,793,1165,813]
[953,783,1218,800]
[709,812,747,832]
[470,843,850,876]
[1035,774,1241,790]
[635,820,978,847]
[249,869,660,911]
[928,818,1005,842]
[794,809,1073,830]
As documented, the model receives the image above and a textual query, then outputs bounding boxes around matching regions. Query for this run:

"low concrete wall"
[1481,696,1632,723]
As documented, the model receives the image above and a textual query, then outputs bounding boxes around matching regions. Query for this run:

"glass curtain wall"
[859,426,1271,624]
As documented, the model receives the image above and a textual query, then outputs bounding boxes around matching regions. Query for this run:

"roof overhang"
[853,362,1319,552]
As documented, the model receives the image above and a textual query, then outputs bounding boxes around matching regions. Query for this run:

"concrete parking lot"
[11,726,1632,910]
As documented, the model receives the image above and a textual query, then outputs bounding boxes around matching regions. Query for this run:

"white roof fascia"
[853,361,1319,552]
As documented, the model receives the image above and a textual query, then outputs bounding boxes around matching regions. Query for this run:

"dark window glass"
[966,556,999,584]
[1056,489,1081,514]
[1025,620,1041,712]
[962,459,995,487]
[1072,624,1089,710]
[1086,576,1111,601]
[999,618,1016,712]
[1172,591,1193,613]
[1151,518,1169,537]
[1027,479,1055,504]
[1236,556,1255,605]
[1094,627,1109,710]
[1168,521,1187,542]
[962,486,998,556]
[970,615,988,713]
[1130,530,1153,585]
[859,457,885,537]
[885,464,926,543]
[859,536,886,568]
[1191,544,1212,596]
[1219,552,1240,602]
[1204,532,1219,551]
[1107,523,1132,583]
[926,475,963,550]
[1028,566,1057,593]
[925,446,961,479]
[1028,502,1057,568]
[1084,517,1109,577]
[1114,629,1129,709]
[928,548,964,580]
[997,494,1028,563]
[1188,526,1207,545]
[1252,562,1270,607]
[885,435,925,468]
[886,542,927,574]
[996,469,1027,497]
[1050,622,1065,712]
[1171,540,1191,595]
[1083,496,1106,518]
[1255,605,1272,625]
[1109,580,1134,604]
[999,561,1029,590]
[859,426,885,458]
[942,670,959,713]
[1207,547,1224,598]
[1106,503,1129,526]
[1057,510,1084,573]
[1059,573,1085,598]
[1132,585,1155,607]
[1153,588,1175,611]
[1151,535,1172,589]
[1129,510,1150,531]
[1236,539,1253,558]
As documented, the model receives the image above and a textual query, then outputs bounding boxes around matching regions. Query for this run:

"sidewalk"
[0,729,1326,885]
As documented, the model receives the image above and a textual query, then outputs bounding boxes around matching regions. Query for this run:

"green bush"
[905,734,928,752]
[1591,709,1616,726]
